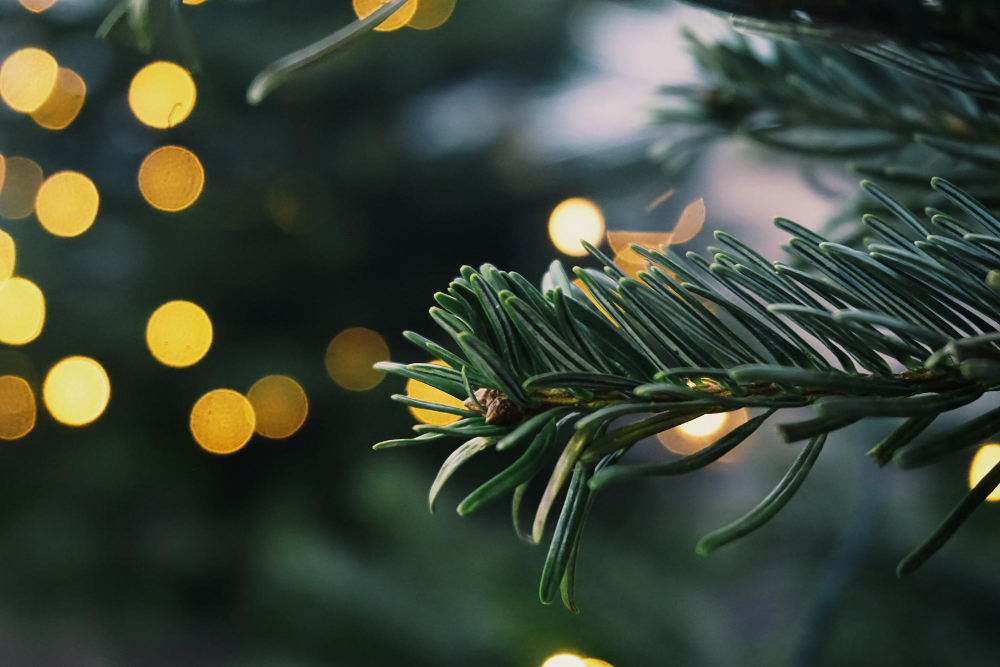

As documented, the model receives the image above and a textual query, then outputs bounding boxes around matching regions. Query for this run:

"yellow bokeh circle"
[0,375,36,440]
[549,198,605,257]
[970,444,1000,501]
[325,327,390,391]
[0,48,58,113]
[138,145,205,211]
[0,277,45,345]
[404,359,465,426]
[145,300,213,367]
[353,0,417,32]
[0,156,44,220]
[407,0,456,29]
[247,374,308,439]
[31,67,86,130]
[0,229,15,282]
[190,389,256,454]
[35,171,100,237]
[18,0,57,12]
[128,61,196,129]
[43,356,111,426]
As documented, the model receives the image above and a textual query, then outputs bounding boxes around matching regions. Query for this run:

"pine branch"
[375,179,1000,610]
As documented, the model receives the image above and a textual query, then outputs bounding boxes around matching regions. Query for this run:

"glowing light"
[659,409,748,461]
[970,444,1000,501]
[606,230,673,255]
[0,277,44,345]
[353,0,418,32]
[583,661,615,667]
[30,67,86,130]
[43,356,110,426]
[0,375,36,440]
[670,197,706,245]
[404,359,465,425]
[679,411,727,437]
[0,229,15,282]
[549,198,605,257]
[182,0,208,4]
[35,171,99,237]
[145,300,213,367]
[325,327,390,391]
[128,61,196,128]
[138,145,204,211]
[189,389,256,454]
[0,48,58,113]
[407,0,455,29]
[247,374,309,439]
[18,0,57,12]
[542,654,586,667]
[0,152,6,191]
[0,156,44,220]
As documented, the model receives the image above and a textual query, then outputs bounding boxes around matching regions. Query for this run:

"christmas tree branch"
[375,178,1000,610]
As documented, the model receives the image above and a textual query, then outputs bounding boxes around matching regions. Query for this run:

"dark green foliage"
[376,180,1000,609]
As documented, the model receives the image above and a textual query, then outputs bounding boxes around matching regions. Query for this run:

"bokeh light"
[18,0,57,12]
[43,356,111,426]
[0,375,36,440]
[138,145,205,211]
[35,171,100,237]
[30,67,86,130]
[658,409,747,462]
[353,0,418,32]
[583,660,615,667]
[549,197,605,257]
[325,327,390,391]
[0,156,44,220]
[0,277,45,345]
[0,229,15,282]
[0,152,6,190]
[969,444,1000,501]
[145,300,213,368]
[407,0,455,29]
[670,197,706,245]
[247,374,309,439]
[404,360,465,425]
[542,654,585,667]
[128,61,197,128]
[679,412,727,437]
[0,48,58,113]
[182,0,208,4]
[190,389,256,454]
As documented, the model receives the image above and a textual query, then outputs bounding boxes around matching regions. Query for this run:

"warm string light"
[969,444,1000,501]
[0,277,45,345]
[0,229,15,282]
[541,653,615,667]
[0,375,36,440]
[325,327,390,391]
[658,408,748,462]
[352,0,418,31]
[190,389,256,454]
[247,375,309,439]
[549,198,605,257]
[0,48,58,113]
[31,67,86,130]
[138,145,205,211]
[0,156,44,220]
[128,61,197,129]
[17,0,58,12]
[404,359,466,425]
[43,356,111,426]
[145,300,213,367]
[35,171,100,237]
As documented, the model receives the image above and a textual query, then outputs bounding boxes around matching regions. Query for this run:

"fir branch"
[375,179,1000,609]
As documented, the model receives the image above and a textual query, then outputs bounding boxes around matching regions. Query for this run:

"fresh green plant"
[374,176,1000,610]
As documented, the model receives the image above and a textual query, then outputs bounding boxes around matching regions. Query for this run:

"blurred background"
[0,0,998,665]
